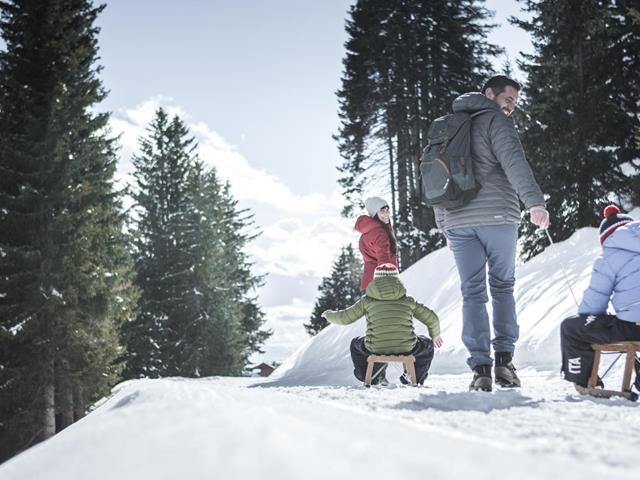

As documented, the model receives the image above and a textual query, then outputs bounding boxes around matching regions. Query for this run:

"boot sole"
[469,377,492,392]
[495,378,521,388]
[495,366,521,388]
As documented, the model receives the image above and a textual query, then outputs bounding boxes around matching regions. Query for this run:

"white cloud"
[111,97,343,215]
[250,216,356,278]
[193,122,343,215]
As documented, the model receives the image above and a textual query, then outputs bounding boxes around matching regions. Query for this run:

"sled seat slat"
[586,341,640,400]
[365,355,416,386]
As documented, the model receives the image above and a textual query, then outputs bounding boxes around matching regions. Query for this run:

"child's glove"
[433,336,443,348]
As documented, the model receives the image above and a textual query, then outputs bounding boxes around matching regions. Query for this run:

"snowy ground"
[3,214,640,478]
[1,373,638,480]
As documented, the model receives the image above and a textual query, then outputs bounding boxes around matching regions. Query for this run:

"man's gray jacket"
[434,93,545,231]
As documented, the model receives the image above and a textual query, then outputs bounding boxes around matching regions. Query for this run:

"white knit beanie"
[364,196,388,217]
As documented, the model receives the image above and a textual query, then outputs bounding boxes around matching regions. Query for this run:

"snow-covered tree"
[335,0,500,269]
[305,245,362,336]
[123,110,270,378]
[514,0,640,259]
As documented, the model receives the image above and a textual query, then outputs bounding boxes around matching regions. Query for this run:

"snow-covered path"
[1,373,638,480]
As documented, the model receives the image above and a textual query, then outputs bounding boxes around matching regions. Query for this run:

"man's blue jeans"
[447,224,519,369]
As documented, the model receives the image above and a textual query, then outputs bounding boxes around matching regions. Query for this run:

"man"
[434,75,549,392]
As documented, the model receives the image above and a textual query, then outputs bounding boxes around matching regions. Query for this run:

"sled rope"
[600,351,623,381]
[544,229,580,308]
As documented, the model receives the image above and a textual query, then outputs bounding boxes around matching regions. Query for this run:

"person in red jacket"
[355,196,398,291]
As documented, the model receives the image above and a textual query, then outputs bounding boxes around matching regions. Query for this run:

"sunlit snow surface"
[2,211,639,480]
[1,375,638,480]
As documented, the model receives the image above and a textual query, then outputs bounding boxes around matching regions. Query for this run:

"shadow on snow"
[391,390,543,413]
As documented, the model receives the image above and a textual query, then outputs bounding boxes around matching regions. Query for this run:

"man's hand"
[433,336,443,349]
[529,206,550,229]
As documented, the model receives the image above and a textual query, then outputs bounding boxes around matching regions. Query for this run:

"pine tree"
[184,165,270,375]
[123,108,202,377]
[0,0,137,461]
[305,245,363,336]
[631,6,640,204]
[123,110,270,378]
[514,0,640,259]
[336,0,500,269]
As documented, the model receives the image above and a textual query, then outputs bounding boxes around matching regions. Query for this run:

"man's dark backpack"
[419,110,489,209]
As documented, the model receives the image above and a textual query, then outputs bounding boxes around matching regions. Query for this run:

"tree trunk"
[73,384,85,422]
[396,128,410,269]
[387,132,396,226]
[58,383,74,431]
[41,370,56,440]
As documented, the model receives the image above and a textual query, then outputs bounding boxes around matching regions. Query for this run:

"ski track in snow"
[1,374,638,480]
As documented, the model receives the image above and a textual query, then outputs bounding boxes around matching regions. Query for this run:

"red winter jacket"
[355,215,398,290]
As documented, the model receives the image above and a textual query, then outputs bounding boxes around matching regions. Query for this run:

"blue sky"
[93,0,533,362]
[98,0,352,195]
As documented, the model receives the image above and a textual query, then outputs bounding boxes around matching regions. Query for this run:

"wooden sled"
[576,341,640,401]
[364,354,417,387]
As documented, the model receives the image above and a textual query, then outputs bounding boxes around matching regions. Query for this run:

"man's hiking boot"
[494,352,521,388]
[469,365,492,392]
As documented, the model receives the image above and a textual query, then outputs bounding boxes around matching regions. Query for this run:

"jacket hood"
[603,221,640,254]
[365,276,406,300]
[452,92,499,114]
[355,215,383,234]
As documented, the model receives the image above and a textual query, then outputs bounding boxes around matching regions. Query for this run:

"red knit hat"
[373,263,399,279]
[599,205,634,245]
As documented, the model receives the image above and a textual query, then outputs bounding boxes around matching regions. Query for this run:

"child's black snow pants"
[350,335,435,385]
[560,314,640,387]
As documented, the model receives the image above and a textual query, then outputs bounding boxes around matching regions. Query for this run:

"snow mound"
[267,209,640,386]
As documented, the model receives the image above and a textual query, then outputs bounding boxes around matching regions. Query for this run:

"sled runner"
[577,341,640,401]
[364,355,417,386]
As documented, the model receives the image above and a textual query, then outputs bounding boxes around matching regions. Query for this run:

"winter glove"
[529,206,550,229]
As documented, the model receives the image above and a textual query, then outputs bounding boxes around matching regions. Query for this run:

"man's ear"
[484,88,495,99]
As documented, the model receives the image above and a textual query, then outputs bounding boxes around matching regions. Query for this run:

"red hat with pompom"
[598,205,634,245]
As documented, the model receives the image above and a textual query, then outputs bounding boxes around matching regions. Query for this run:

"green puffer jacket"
[325,276,440,354]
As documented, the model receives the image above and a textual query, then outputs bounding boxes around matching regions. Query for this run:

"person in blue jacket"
[560,205,640,389]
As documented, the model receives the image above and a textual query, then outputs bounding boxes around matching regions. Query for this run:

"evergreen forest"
[0,0,270,462]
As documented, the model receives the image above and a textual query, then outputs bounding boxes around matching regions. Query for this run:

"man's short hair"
[482,75,521,96]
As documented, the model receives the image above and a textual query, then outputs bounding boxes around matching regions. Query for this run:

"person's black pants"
[350,335,435,384]
[560,314,640,387]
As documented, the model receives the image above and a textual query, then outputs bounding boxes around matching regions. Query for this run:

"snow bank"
[267,209,640,386]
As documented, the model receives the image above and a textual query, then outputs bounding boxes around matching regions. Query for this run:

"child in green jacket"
[322,263,442,385]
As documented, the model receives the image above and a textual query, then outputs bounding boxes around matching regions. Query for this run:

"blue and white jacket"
[579,221,640,322]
